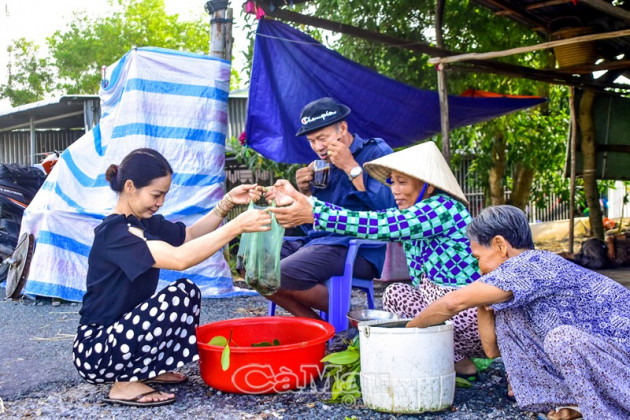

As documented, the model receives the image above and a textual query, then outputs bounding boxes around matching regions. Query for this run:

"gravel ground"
[0,283,537,420]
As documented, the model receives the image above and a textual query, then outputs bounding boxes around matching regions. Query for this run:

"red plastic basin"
[196,316,335,394]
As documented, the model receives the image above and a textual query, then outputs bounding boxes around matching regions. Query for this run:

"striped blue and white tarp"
[21,47,254,301]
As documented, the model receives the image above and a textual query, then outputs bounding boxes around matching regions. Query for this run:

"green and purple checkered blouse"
[312,193,481,288]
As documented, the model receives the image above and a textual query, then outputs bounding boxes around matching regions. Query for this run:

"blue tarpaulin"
[246,19,546,164]
[21,47,255,301]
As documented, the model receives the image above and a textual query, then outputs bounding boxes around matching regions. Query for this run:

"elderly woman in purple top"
[409,205,630,420]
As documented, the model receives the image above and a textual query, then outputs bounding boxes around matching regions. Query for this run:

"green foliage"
[455,377,472,388]
[251,339,281,347]
[207,334,232,370]
[321,336,362,405]
[208,335,228,346]
[46,0,209,94]
[228,136,302,185]
[471,357,494,372]
[0,38,54,106]
[240,1,575,207]
[224,241,241,276]
[452,84,571,209]
[0,0,214,101]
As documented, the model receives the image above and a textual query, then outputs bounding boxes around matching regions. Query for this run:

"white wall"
[608,181,630,218]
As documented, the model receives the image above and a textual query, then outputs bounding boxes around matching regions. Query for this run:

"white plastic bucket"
[358,319,455,413]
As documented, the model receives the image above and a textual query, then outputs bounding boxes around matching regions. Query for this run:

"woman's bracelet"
[212,204,229,218]
[224,192,235,207]
[212,193,236,219]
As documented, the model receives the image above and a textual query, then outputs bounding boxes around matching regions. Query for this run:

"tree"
[0,38,54,107]
[0,0,248,102]
[47,0,209,94]
[578,88,604,240]
[245,0,572,214]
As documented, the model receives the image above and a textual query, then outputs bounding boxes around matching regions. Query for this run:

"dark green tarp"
[569,90,630,181]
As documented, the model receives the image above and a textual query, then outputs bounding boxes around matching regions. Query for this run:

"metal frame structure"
[0,95,100,164]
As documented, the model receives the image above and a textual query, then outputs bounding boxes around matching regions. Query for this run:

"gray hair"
[466,205,535,249]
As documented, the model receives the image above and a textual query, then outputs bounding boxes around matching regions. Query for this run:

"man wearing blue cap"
[266,97,396,319]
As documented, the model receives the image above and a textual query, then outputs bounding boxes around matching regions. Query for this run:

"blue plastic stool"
[267,239,380,335]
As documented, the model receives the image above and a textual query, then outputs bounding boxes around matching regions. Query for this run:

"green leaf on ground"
[472,357,494,372]
[456,377,472,388]
[321,350,359,365]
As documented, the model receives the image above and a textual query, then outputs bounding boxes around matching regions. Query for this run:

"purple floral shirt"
[481,250,630,353]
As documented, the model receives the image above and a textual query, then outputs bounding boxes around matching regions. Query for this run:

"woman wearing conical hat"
[268,141,486,379]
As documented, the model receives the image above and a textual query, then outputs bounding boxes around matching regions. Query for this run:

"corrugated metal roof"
[0,95,100,132]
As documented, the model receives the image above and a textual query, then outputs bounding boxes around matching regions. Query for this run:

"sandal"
[103,390,176,407]
[537,405,583,420]
[143,372,188,385]
[505,382,516,402]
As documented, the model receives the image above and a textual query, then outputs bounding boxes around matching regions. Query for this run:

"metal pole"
[568,87,577,254]
[29,117,36,165]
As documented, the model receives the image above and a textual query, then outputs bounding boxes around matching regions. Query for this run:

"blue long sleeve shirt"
[300,134,396,272]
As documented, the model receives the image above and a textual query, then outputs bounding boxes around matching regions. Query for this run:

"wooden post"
[437,65,450,165]
[225,8,233,62]
[579,88,604,240]
[208,1,233,60]
[210,8,226,59]
[435,0,450,164]
[568,87,577,254]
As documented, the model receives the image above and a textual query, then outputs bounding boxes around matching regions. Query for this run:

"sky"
[0,0,250,112]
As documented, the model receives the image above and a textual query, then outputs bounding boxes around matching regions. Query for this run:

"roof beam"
[555,59,630,74]
[428,28,630,65]
[495,0,575,16]
[527,0,575,11]
[474,0,547,29]
[450,61,629,91]
[258,4,453,57]
[579,0,630,24]
[0,110,84,132]
[260,4,628,90]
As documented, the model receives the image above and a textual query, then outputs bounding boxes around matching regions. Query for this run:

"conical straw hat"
[364,141,468,205]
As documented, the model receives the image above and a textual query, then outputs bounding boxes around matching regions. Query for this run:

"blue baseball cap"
[296,97,351,136]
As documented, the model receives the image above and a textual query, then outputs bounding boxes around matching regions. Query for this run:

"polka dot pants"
[382,279,485,363]
[72,278,201,384]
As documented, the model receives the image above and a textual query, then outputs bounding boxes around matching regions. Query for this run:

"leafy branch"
[227,136,302,184]
[320,336,361,405]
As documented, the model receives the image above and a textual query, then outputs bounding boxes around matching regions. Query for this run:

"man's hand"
[295,164,314,196]
[326,140,357,173]
[265,179,298,207]
[267,180,315,228]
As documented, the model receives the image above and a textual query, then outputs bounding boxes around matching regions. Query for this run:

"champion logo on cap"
[301,110,337,125]
[296,97,352,136]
